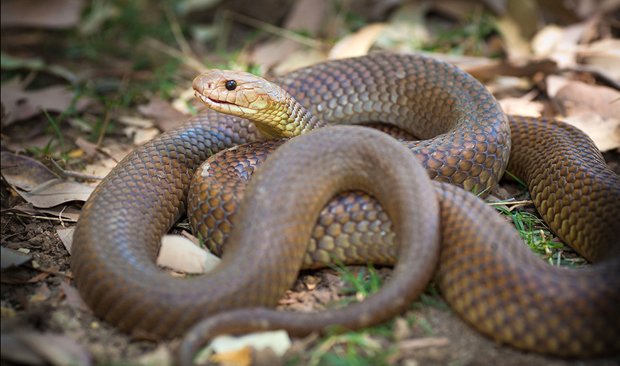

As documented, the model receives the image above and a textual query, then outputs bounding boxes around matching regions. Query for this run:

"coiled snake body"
[71,53,620,359]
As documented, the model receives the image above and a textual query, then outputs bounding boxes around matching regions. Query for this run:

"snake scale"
[71,53,620,360]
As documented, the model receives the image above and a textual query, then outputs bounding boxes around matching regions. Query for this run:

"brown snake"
[71,53,620,361]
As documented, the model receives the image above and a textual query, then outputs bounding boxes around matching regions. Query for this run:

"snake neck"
[255,96,324,139]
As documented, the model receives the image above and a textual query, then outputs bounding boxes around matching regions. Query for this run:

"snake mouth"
[195,92,257,116]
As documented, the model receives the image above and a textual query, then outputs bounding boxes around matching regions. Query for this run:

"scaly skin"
[70,54,620,361]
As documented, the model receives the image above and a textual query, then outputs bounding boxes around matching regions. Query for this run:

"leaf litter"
[1,1,620,365]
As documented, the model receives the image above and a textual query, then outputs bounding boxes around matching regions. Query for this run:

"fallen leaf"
[248,0,326,71]
[209,346,252,366]
[56,227,75,254]
[9,203,81,222]
[1,78,90,126]
[374,2,431,53]
[30,283,51,303]
[328,23,386,60]
[138,97,188,132]
[157,234,220,274]
[1,330,91,366]
[1,0,85,29]
[397,336,450,351]
[531,21,593,68]
[495,15,531,59]
[60,282,89,312]
[15,179,94,208]
[499,94,545,117]
[561,112,620,151]
[117,115,154,128]
[123,126,160,145]
[210,331,292,358]
[1,52,77,83]
[553,79,620,120]
[1,152,58,191]
[578,39,620,80]
[0,330,47,365]
[0,247,32,270]
[74,137,99,157]
[135,344,172,366]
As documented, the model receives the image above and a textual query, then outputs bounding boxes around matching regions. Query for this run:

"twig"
[224,10,324,49]
[27,264,73,279]
[146,37,206,72]
[4,212,78,223]
[96,108,111,147]
[49,159,103,181]
[165,6,195,60]
[487,199,533,206]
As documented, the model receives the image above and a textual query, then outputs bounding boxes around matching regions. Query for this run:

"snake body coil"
[71,54,620,358]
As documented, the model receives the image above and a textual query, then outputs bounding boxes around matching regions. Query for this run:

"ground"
[1,1,620,365]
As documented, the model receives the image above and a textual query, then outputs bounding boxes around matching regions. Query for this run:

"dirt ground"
[2,0,620,365]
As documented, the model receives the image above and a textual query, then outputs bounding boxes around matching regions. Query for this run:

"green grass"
[493,204,586,267]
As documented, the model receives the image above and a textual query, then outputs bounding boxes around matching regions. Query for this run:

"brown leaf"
[138,97,187,132]
[1,330,91,366]
[554,80,620,120]
[248,0,327,71]
[1,78,90,126]
[74,137,99,157]
[328,23,386,60]
[157,234,220,274]
[0,247,32,270]
[561,113,620,152]
[1,152,58,191]
[578,39,620,80]
[60,282,89,312]
[9,203,81,222]
[14,179,94,208]
[1,0,85,29]
[56,227,75,254]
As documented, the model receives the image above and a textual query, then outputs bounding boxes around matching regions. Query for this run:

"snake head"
[193,70,317,138]
[193,70,286,117]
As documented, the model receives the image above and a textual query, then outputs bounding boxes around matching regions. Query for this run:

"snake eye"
[225,80,237,91]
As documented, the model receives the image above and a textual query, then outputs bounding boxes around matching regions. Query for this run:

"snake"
[70,53,620,361]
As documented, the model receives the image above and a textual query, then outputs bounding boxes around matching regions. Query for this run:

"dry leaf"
[123,126,160,145]
[374,2,430,53]
[10,203,81,222]
[495,16,531,59]
[2,152,94,207]
[30,283,51,303]
[138,97,187,132]
[210,331,292,358]
[16,179,94,208]
[328,23,386,60]
[209,346,252,366]
[553,80,620,120]
[248,0,326,71]
[0,247,32,270]
[60,282,89,312]
[578,39,620,80]
[397,337,450,351]
[0,0,85,29]
[0,330,91,366]
[1,78,90,126]
[499,96,544,117]
[56,227,75,254]
[561,113,620,151]
[135,344,172,366]
[157,234,220,274]
[531,21,592,68]
[74,137,99,157]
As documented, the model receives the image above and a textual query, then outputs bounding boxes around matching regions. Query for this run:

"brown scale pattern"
[71,54,620,358]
